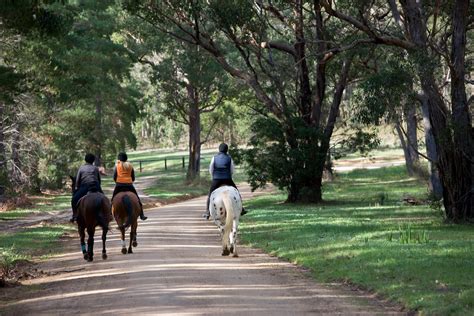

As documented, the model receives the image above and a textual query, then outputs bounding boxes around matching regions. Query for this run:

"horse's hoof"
[83,253,89,260]
[222,248,230,256]
[102,253,108,260]
[132,241,137,247]
[233,253,239,258]
[121,248,127,254]
[128,248,133,254]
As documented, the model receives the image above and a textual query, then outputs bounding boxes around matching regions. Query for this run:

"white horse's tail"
[222,191,234,250]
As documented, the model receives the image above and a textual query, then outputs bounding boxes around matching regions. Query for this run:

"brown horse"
[111,192,141,254]
[71,176,112,262]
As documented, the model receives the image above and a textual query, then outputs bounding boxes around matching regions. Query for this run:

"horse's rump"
[209,186,242,224]
[209,185,242,257]
[77,192,112,229]
[112,191,140,229]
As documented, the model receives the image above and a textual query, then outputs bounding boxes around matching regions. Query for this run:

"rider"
[112,152,147,221]
[203,143,247,219]
[70,153,103,222]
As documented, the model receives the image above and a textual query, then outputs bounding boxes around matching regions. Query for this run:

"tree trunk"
[94,99,102,167]
[395,121,415,176]
[0,102,8,194]
[395,106,419,176]
[420,96,443,198]
[186,84,201,181]
[405,105,419,165]
[401,0,473,220]
[449,0,473,217]
[291,57,352,203]
[10,124,21,183]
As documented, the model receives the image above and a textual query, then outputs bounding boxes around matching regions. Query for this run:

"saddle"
[77,190,101,206]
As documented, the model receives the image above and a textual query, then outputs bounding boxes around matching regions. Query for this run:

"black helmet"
[85,153,95,164]
[218,143,228,153]
[118,152,128,162]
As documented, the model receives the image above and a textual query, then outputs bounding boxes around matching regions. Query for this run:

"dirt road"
[0,187,403,315]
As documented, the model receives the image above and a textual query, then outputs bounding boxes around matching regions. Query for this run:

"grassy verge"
[0,225,75,280]
[240,166,474,315]
[0,193,70,221]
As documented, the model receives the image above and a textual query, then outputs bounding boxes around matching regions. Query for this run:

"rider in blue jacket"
[203,143,247,219]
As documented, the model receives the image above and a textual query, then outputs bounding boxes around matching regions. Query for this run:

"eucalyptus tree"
[321,0,473,219]
[2,1,142,188]
[125,0,365,202]
[157,44,233,180]
[352,51,442,198]
[119,10,238,181]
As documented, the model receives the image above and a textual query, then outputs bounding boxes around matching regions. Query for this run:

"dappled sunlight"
[1,193,401,315]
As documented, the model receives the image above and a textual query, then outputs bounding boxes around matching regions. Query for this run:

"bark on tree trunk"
[420,97,443,198]
[0,102,8,194]
[186,84,201,181]
[450,0,473,218]
[401,0,473,219]
[291,57,352,203]
[94,99,102,167]
[395,121,415,176]
[405,105,419,165]
[11,124,21,182]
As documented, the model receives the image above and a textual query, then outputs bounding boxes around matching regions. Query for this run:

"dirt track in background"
[0,186,404,315]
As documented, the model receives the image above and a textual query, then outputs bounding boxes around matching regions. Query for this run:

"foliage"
[1,0,142,189]
[352,53,415,126]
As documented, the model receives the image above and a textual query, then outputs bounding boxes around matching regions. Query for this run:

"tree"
[126,0,359,202]
[352,54,421,176]
[118,10,235,181]
[322,0,473,220]
[144,44,230,180]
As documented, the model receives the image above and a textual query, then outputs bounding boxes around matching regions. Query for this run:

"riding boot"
[139,201,147,220]
[70,207,77,223]
[202,196,211,220]
[241,207,247,216]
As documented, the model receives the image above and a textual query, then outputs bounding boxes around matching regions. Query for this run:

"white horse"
[209,186,242,257]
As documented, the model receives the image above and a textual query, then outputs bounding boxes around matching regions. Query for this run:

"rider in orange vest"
[112,152,147,220]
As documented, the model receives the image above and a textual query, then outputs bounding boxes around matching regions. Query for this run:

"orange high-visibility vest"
[116,161,133,184]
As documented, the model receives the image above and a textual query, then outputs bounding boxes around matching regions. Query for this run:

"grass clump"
[0,225,74,281]
[240,166,474,315]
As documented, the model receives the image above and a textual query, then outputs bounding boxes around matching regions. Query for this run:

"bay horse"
[70,176,111,262]
[111,192,141,254]
[209,186,242,257]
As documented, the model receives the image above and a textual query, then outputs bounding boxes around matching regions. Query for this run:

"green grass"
[0,193,70,221]
[143,166,248,201]
[240,166,474,315]
[0,225,74,274]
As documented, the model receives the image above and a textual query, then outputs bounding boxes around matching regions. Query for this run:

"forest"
[1,1,473,314]
[0,1,472,217]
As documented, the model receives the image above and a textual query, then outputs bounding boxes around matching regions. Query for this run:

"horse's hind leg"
[101,227,108,260]
[132,223,138,247]
[120,227,127,254]
[222,230,230,256]
[128,221,137,253]
[87,226,95,262]
[230,219,239,257]
[79,226,88,260]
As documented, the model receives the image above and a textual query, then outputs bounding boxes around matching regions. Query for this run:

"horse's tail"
[120,194,133,230]
[95,195,109,231]
[222,191,235,244]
